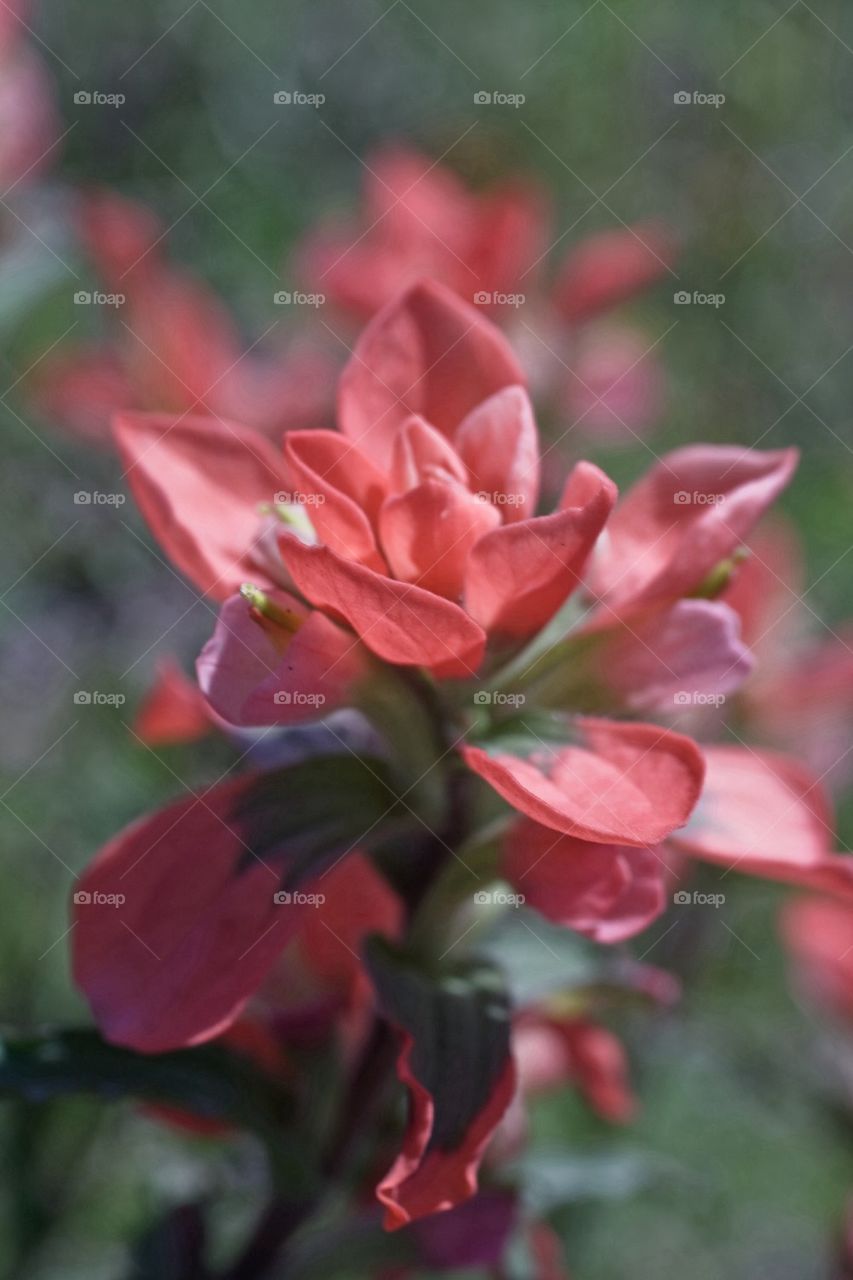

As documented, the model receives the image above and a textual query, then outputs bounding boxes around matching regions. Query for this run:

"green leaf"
[0,1029,315,1192]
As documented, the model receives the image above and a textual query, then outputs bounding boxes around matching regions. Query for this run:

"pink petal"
[114,412,288,599]
[283,429,389,569]
[279,533,486,675]
[668,746,833,872]
[504,818,666,943]
[390,414,469,491]
[197,589,365,726]
[464,461,616,639]
[590,445,798,620]
[338,279,525,468]
[599,599,754,711]
[462,718,704,846]
[454,386,540,522]
[379,478,500,600]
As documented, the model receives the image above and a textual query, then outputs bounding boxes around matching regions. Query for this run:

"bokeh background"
[1,1,852,1276]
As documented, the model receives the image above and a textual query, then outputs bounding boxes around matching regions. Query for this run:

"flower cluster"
[72,277,852,1242]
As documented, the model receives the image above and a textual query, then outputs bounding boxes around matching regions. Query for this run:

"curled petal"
[503,819,667,943]
[197,589,366,726]
[114,412,287,599]
[454,386,540,522]
[462,718,704,846]
[390,415,469,491]
[464,462,616,639]
[338,279,525,468]
[279,533,486,675]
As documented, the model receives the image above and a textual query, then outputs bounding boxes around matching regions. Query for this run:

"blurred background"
[1,1,852,1276]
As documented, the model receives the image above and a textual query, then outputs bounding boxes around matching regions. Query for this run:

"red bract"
[297,143,550,320]
[32,190,336,445]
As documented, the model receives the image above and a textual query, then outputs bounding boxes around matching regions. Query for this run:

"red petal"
[114,412,287,599]
[379,478,499,600]
[72,775,307,1052]
[462,718,704,846]
[503,818,666,943]
[134,658,214,746]
[465,462,616,638]
[283,429,389,569]
[668,745,834,875]
[338,280,525,468]
[590,445,798,620]
[554,222,676,323]
[279,533,486,675]
[454,386,540,522]
[197,589,365,726]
